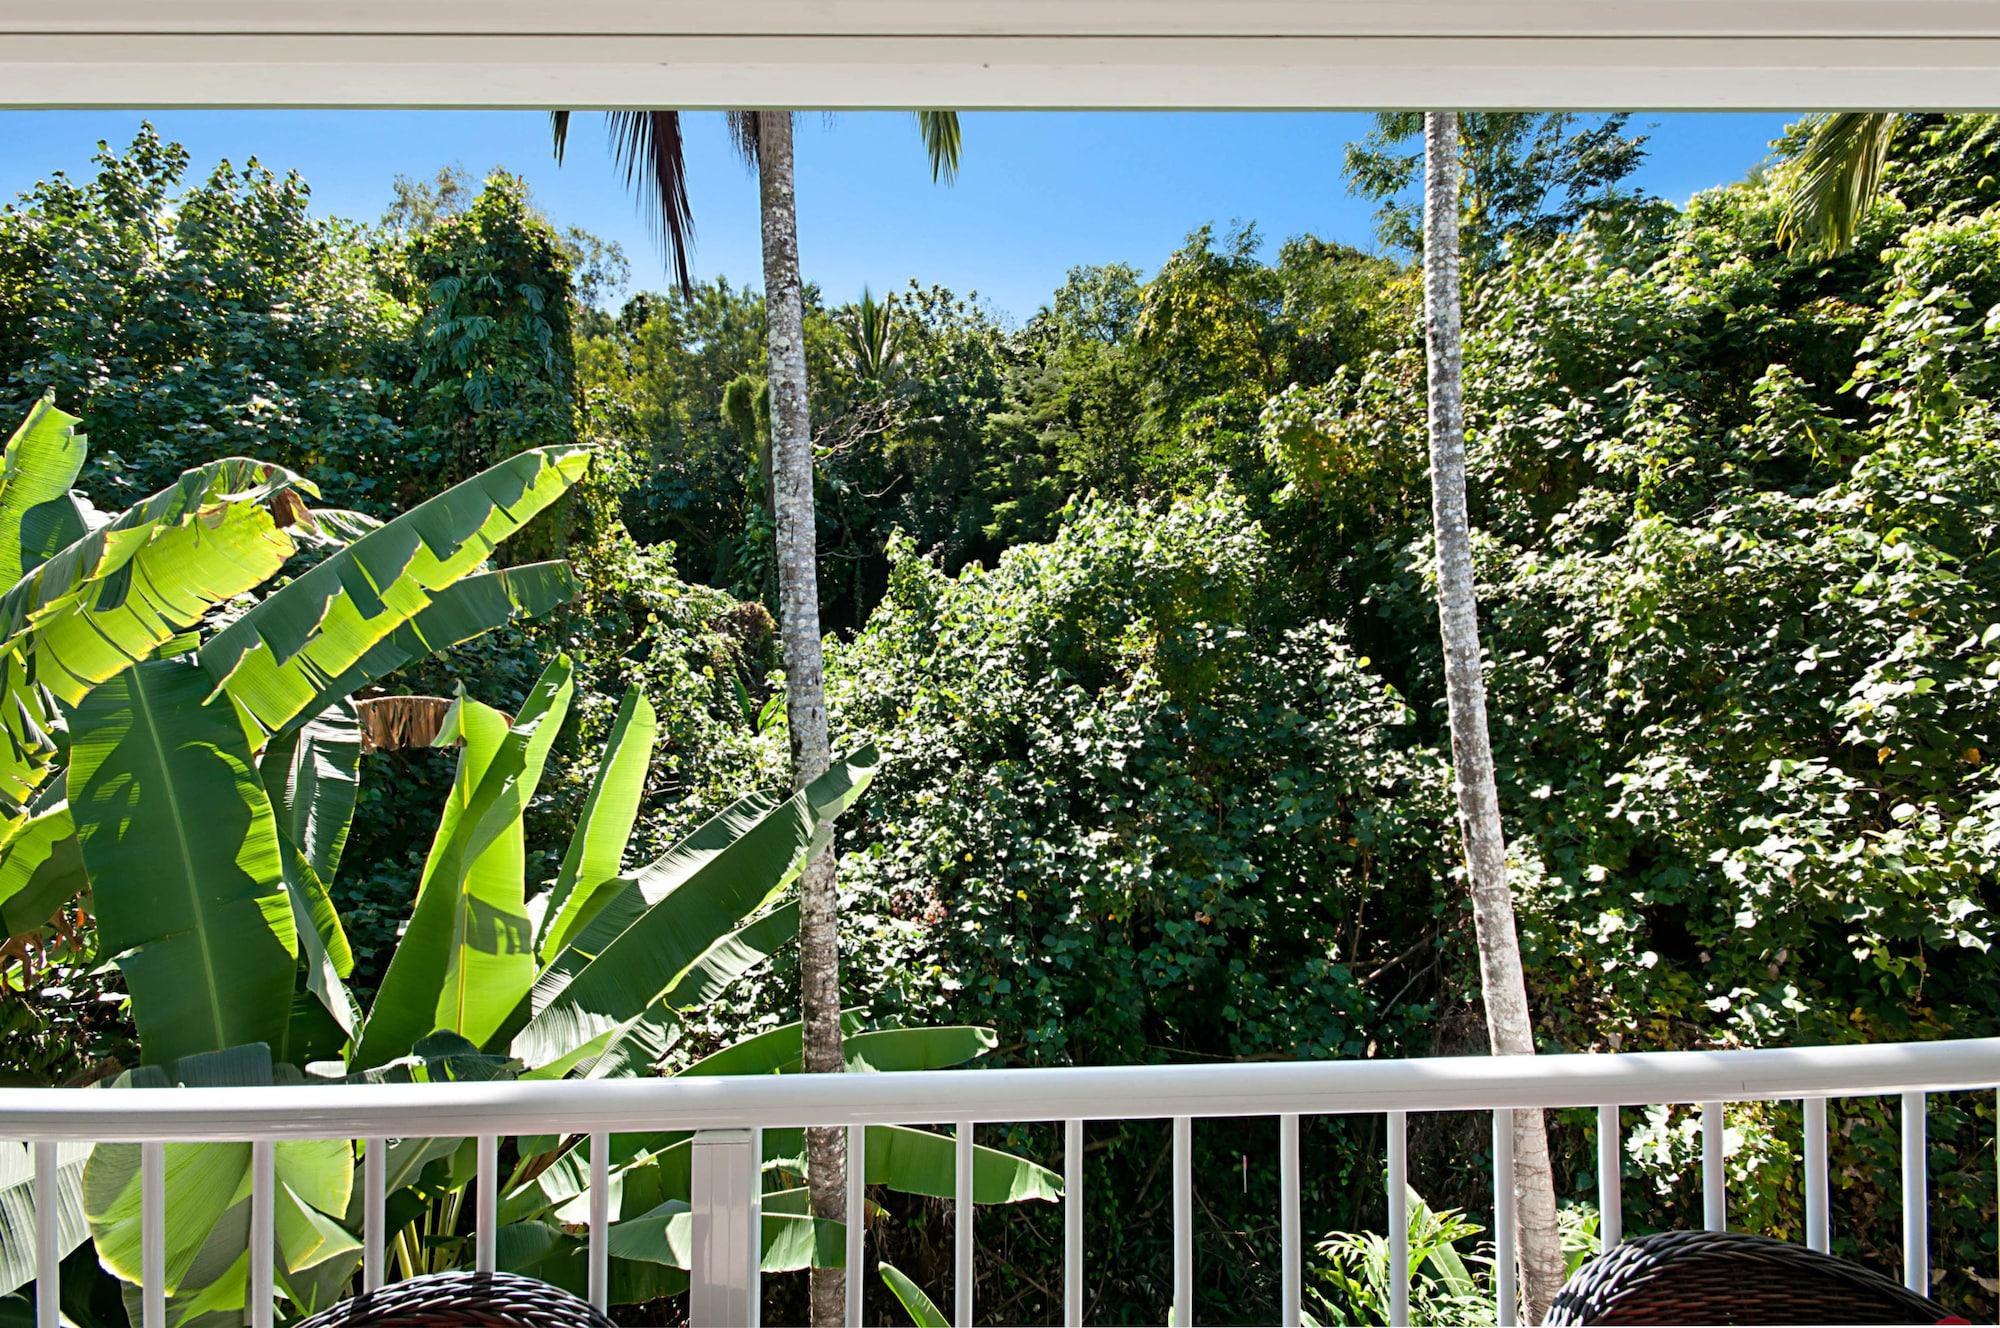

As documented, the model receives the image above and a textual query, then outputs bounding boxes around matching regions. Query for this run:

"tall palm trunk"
[1422,111,1565,1323]
[755,108,848,1328]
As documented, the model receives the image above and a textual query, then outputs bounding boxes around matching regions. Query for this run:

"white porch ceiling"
[2,1,1997,109]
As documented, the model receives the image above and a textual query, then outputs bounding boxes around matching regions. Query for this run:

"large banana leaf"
[353,657,574,1069]
[0,455,308,835]
[881,1263,951,1328]
[510,748,877,1072]
[0,785,82,936]
[261,703,362,1033]
[196,446,589,747]
[68,660,297,1064]
[0,399,87,590]
[607,1199,843,1273]
[266,561,577,748]
[520,901,801,1083]
[539,686,656,960]
[762,1125,1062,1205]
[83,1048,350,1302]
[0,456,308,704]
[0,1141,88,1297]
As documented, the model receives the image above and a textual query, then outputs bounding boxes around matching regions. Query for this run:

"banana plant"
[66,655,1056,1324]
[0,399,587,955]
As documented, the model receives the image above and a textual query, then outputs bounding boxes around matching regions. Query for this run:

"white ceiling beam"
[10,1,2000,38]
[3,3,1998,110]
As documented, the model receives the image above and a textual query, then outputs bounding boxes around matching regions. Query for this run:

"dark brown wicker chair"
[293,1271,618,1328]
[1547,1230,1953,1325]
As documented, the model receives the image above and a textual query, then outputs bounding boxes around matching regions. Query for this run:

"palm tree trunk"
[755,108,848,1328]
[1422,110,1566,1324]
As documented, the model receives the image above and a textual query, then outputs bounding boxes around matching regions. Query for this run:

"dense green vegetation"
[0,116,1994,1323]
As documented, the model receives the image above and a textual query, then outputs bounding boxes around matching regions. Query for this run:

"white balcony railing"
[4,1037,1996,1327]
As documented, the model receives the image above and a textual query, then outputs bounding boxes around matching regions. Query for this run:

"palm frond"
[726,111,763,168]
[575,111,696,297]
[1777,112,1900,258]
[916,111,962,184]
[549,110,571,164]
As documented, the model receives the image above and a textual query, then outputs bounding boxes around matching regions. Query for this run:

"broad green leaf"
[605,1201,842,1273]
[763,1125,1061,1205]
[261,702,361,894]
[0,457,307,706]
[0,455,307,834]
[265,561,577,748]
[354,658,574,1069]
[881,1263,951,1328]
[539,686,657,960]
[838,1026,998,1073]
[69,661,297,1064]
[0,791,83,936]
[511,748,876,1071]
[0,399,87,590]
[197,446,589,746]
[0,1141,89,1296]
[84,1050,352,1308]
[85,1142,247,1293]
[521,901,800,1082]
[669,1016,986,1078]
[261,703,361,1033]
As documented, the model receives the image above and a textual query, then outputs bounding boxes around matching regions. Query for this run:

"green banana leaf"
[539,686,657,960]
[0,454,308,834]
[606,1199,844,1273]
[83,1049,350,1306]
[261,703,361,1034]
[881,1263,951,1328]
[265,560,577,748]
[762,1125,1062,1205]
[0,787,82,937]
[495,1222,686,1305]
[0,1141,89,1297]
[0,399,87,591]
[0,456,308,705]
[68,660,297,1064]
[520,901,801,1083]
[510,748,877,1072]
[674,1018,992,1078]
[196,446,589,747]
[354,658,574,1069]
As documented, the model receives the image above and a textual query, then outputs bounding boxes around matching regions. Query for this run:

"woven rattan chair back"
[292,1271,619,1328]
[1547,1230,1950,1325]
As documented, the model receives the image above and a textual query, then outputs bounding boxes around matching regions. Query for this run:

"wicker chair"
[293,1271,618,1328]
[1546,1230,1953,1325]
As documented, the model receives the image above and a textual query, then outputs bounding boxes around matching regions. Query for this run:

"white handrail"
[3,1038,1993,1142]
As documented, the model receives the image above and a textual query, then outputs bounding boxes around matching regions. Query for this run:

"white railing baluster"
[954,1120,974,1328]
[1494,1110,1517,1328]
[1279,1114,1300,1328]
[363,1137,386,1292]
[845,1123,864,1327]
[1386,1111,1409,1328]
[689,1128,758,1328]
[747,1127,763,1328]
[588,1131,609,1313]
[1172,1116,1192,1328]
[1901,1091,1927,1293]
[1065,1119,1084,1327]
[34,1141,57,1328]
[249,1140,275,1328]
[1596,1104,1621,1250]
[1803,1098,1829,1252]
[141,1141,165,1328]
[1700,1102,1726,1232]
[475,1135,498,1274]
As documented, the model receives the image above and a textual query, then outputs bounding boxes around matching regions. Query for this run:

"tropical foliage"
[2,115,1997,1322]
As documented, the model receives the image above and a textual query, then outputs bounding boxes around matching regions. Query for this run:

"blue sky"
[0,110,1795,322]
